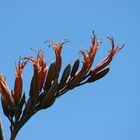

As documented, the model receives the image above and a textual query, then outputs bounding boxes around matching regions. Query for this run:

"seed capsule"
[70,58,80,77]
[87,66,110,83]
[59,63,71,90]
[44,61,56,90]
[41,78,58,108]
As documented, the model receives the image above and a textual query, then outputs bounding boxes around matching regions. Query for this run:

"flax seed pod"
[44,61,56,90]
[41,78,58,108]
[87,66,110,83]
[59,63,71,90]
[70,58,80,77]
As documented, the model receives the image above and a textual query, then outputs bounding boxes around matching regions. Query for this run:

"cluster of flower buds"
[0,34,123,135]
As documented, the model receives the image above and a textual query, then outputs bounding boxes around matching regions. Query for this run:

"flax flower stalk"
[0,33,123,140]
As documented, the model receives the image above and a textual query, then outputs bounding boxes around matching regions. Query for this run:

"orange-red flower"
[34,49,47,88]
[90,37,124,75]
[14,60,27,104]
[24,49,47,97]
[25,56,41,97]
[51,40,68,78]
[0,74,14,107]
[67,35,100,89]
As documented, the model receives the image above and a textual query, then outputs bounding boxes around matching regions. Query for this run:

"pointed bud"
[70,58,80,77]
[29,74,40,99]
[59,63,71,90]
[44,61,56,90]
[1,97,9,117]
[87,66,110,83]
[41,78,58,108]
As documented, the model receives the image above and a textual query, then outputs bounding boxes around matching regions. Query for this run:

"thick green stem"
[0,118,5,140]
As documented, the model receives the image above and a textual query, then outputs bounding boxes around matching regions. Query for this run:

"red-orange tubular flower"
[33,49,47,89]
[90,37,123,74]
[67,34,100,89]
[24,49,47,98]
[0,74,14,107]
[86,36,124,83]
[14,60,27,104]
[51,40,69,78]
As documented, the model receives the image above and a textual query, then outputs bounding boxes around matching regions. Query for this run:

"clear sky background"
[0,0,140,140]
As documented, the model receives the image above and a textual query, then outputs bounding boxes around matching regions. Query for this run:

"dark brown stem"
[10,108,40,140]
[59,89,69,96]
[55,88,69,98]
[0,118,5,140]
[9,87,69,140]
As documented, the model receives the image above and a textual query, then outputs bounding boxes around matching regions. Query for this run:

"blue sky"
[0,0,140,140]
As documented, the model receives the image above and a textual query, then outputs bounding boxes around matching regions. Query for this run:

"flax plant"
[0,33,123,140]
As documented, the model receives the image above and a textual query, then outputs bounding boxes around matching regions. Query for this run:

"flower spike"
[0,33,123,140]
